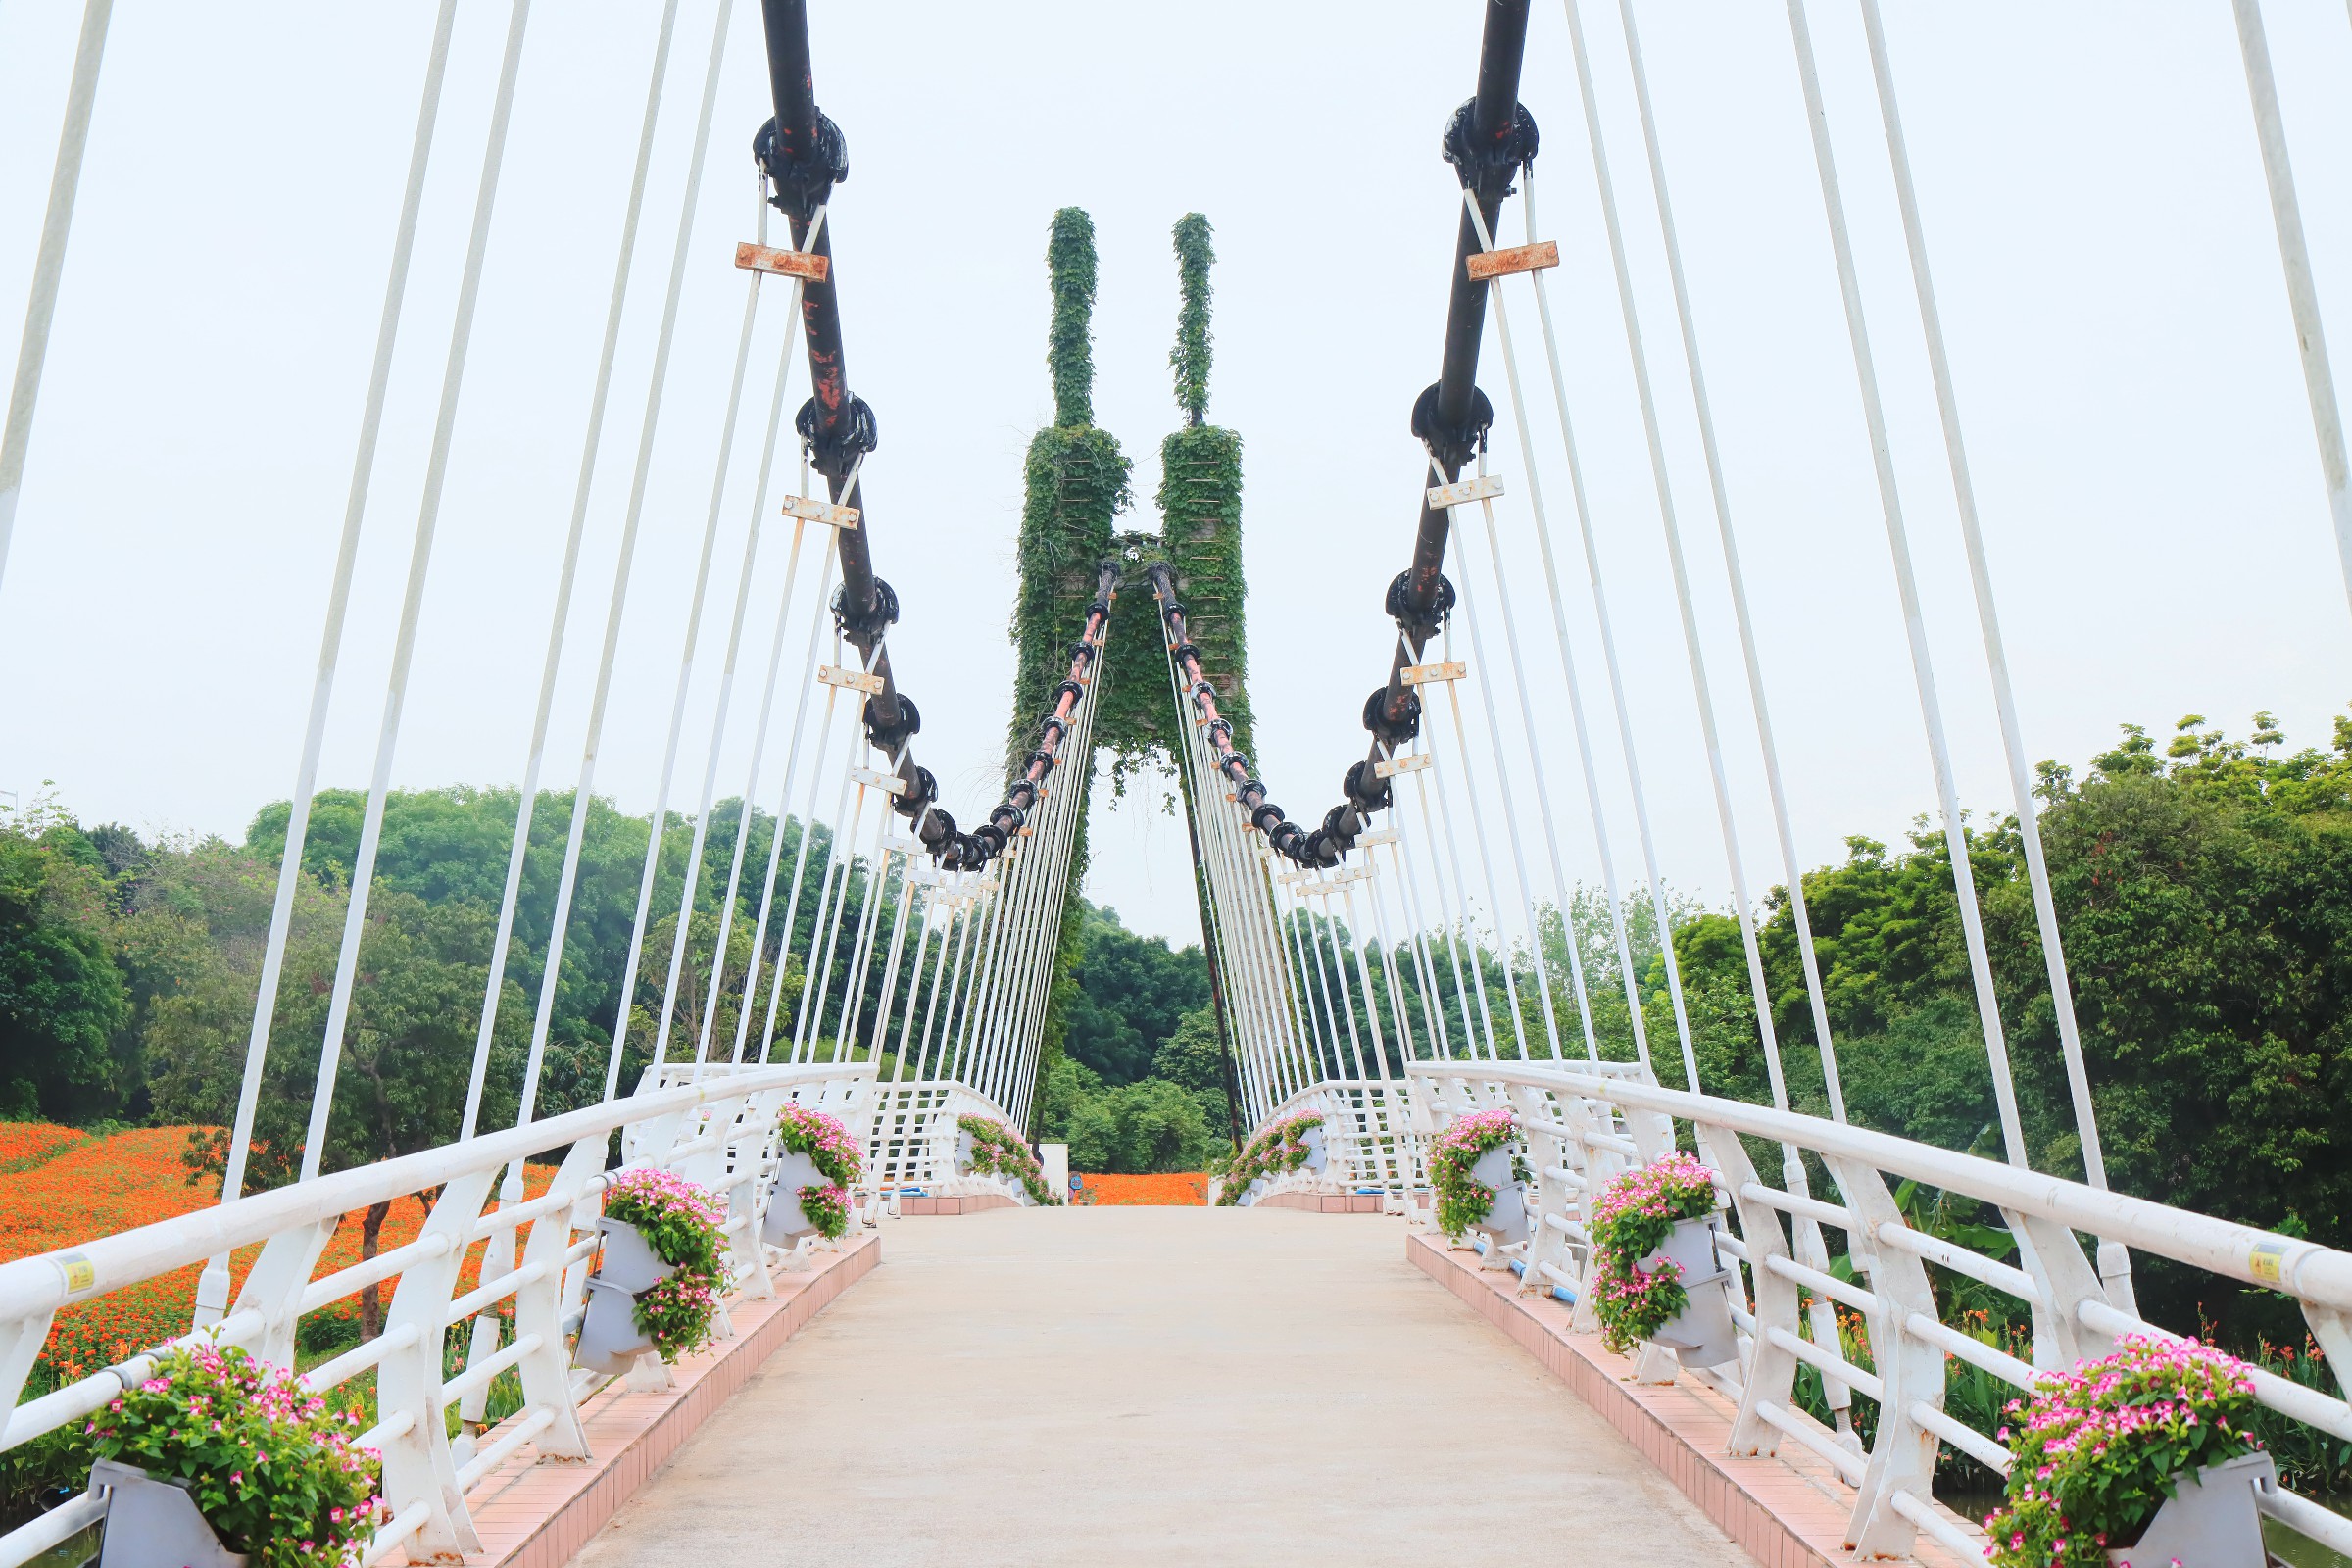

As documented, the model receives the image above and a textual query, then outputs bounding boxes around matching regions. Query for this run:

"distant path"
[573,1207,1754,1567]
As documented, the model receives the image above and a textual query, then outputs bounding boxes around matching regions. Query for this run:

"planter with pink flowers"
[576,1167,728,1375]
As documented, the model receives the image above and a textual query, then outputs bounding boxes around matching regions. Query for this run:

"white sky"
[3,2,2349,949]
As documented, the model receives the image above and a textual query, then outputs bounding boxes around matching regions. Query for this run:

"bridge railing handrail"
[1405,1060,2352,1562]
[0,1060,874,1568]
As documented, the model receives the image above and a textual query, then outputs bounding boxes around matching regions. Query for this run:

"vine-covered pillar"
[1009,209,1130,1129]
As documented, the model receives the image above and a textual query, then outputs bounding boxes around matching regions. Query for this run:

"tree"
[1062,904,1209,1084]
[0,800,132,1121]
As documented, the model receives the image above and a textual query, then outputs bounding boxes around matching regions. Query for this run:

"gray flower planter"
[1467,1144,1529,1247]
[573,1216,676,1375]
[762,1151,827,1246]
[1640,1214,1738,1368]
[93,1458,249,1568]
[1300,1125,1328,1173]
[2105,1449,2276,1567]
[1243,1177,1267,1206]
[953,1129,977,1173]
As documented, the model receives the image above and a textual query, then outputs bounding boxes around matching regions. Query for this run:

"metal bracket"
[1426,475,1504,509]
[734,240,829,282]
[818,664,883,694]
[1400,661,1467,686]
[1373,753,1432,779]
[1465,239,1559,282]
[1356,828,1398,848]
[781,493,860,530]
[849,767,906,795]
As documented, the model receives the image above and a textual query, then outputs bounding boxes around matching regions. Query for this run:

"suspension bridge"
[3,1,2351,1565]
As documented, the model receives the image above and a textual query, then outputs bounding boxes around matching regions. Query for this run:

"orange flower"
[1076,1172,1208,1206]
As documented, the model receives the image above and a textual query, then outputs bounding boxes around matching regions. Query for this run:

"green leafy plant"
[82,1343,381,1568]
[1425,1108,1528,1235]
[1984,1335,2262,1568]
[775,1102,863,1239]
[1212,1112,1324,1203]
[957,1114,1060,1205]
[1587,1153,1719,1354]
[600,1168,728,1362]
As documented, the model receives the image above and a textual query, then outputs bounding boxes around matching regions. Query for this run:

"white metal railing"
[849,1078,1035,1201]
[1407,1061,2352,1563]
[0,1061,872,1568]
[1230,1079,1427,1203]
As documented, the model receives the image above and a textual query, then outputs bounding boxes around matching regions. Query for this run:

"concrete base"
[1408,1232,1984,1568]
[898,1192,1016,1215]
[443,1232,879,1568]
[1255,1190,1383,1213]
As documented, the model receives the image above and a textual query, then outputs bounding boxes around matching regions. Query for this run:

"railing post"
[1825,1156,1940,1558]
[230,1218,338,1371]
[2006,1207,2114,1368]
[377,1168,496,1560]
[1710,1131,1799,1456]
[507,1135,604,1462]
[1513,1083,1570,1297]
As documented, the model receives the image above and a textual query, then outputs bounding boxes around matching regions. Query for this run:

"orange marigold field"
[0,1121,90,1175]
[1,1125,558,1377]
[1077,1172,1206,1205]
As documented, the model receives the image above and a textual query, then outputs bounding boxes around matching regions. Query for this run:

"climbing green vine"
[1003,208,1258,1131]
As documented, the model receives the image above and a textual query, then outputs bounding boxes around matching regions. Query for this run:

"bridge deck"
[573,1207,1752,1566]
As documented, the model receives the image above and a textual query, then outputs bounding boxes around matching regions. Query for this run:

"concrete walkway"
[573,1207,1754,1567]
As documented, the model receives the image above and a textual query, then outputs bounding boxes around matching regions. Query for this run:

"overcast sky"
[3,2,2349,949]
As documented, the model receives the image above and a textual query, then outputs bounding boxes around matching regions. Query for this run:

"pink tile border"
[1406,1233,1983,1568]
[1255,1191,1384,1213]
[898,1193,1017,1216]
[445,1232,880,1568]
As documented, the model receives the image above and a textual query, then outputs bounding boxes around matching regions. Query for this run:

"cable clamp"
[735,241,829,282]
[782,494,860,530]
[850,767,908,796]
[1357,828,1398,848]
[818,664,883,694]
[1464,240,1558,282]
[1426,474,1504,509]
[1373,753,1432,780]
[1401,661,1467,686]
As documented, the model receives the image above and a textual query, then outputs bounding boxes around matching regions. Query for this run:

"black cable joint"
[830,577,899,641]
[1171,641,1204,669]
[972,821,1009,858]
[797,392,878,480]
[1191,678,1217,705]
[1035,717,1067,753]
[1007,780,1039,813]
[988,802,1027,833]
[892,764,937,821]
[1301,828,1344,869]
[1024,748,1059,776]
[919,806,956,848]
[1385,566,1457,642]
[1441,98,1539,197]
[1066,639,1098,668]
[1052,678,1085,708]
[1410,382,1494,474]
[1223,752,1251,776]
[1270,822,1308,862]
[1086,597,1113,622]
[863,693,920,754]
[1250,802,1287,835]
[1205,717,1234,749]
[1344,759,1394,814]
[1322,805,1360,853]
[1237,780,1268,812]
[1363,685,1423,746]
[754,112,852,221]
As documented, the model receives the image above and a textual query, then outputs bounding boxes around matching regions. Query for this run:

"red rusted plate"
[734,240,828,281]
[1466,240,1559,281]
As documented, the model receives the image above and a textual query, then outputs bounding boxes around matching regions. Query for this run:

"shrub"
[956,1116,1059,1205]
[82,1343,381,1568]
[1425,1108,1525,1236]
[1984,1335,2262,1568]
[776,1102,863,1239]
[1211,1113,1323,1204]
[600,1169,728,1362]
[1587,1153,1720,1354]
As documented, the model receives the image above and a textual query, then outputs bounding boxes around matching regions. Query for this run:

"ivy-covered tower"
[1004,209,1256,1134]
[1009,209,1130,1126]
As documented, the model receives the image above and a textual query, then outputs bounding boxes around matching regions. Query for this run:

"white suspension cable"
[1781,0,2027,1164]
[299,0,534,1184]
[0,0,114,599]
[2230,0,2352,620]
[1429,619,1534,1060]
[206,0,463,1255]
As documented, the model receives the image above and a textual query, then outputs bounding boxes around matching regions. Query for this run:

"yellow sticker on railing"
[2247,1238,2289,1285]
[60,1253,95,1294]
